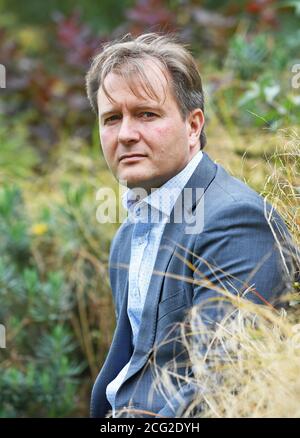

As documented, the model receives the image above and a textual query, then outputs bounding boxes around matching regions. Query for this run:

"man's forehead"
[97,61,171,108]
[99,86,164,108]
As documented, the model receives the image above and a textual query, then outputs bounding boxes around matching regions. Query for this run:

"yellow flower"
[17,28,46,52]
[30,223,48,236]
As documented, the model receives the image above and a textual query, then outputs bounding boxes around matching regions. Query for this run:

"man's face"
[97,60,204,193]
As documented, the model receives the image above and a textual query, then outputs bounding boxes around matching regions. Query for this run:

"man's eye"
[139,112,157,119]
[104,115,121,124]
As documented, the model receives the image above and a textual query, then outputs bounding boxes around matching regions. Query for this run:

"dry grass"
[152,296,300,418]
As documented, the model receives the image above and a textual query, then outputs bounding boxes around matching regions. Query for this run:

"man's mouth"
[119,154,147,163]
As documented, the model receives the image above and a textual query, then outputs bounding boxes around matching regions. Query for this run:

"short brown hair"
[86,32,206,149]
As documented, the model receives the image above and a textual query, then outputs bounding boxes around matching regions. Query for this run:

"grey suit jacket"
[90,152,294,418]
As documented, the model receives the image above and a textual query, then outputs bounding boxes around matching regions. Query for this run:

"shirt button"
[136,208,140,216]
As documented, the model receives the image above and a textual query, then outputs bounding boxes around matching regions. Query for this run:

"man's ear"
[188,109,205,148]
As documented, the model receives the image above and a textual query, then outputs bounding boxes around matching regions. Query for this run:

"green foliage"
[0,0,134,31]
[0,180,113,417]
[237,74,300,128]
[213,21,300,130]
[0,186,31,268]
[0,326,83,418]
[0,122,39,179]
[226,34,270,80]
[0,187,81,417]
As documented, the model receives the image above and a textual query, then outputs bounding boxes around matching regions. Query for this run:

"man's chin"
[118,175,153,192]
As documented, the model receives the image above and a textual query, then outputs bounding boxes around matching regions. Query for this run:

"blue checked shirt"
[106,150,203,416]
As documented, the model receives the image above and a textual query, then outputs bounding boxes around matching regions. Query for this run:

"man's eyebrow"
[99,104,163,119]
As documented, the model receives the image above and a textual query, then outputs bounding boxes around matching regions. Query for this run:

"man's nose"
[118,117,140,144]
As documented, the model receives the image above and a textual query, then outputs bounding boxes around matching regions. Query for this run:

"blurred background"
[0,0,299,417]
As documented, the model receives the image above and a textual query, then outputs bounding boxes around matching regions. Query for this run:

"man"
[85,33,294,417]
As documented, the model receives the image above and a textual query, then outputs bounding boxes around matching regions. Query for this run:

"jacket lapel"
[122,152,217,382]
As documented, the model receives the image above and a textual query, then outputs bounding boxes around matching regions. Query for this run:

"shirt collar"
[122,150,203,218]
